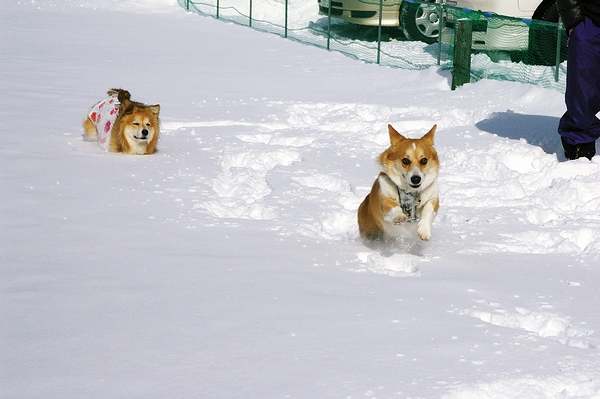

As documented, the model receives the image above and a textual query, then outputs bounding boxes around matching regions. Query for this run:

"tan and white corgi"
[358,124,439,242]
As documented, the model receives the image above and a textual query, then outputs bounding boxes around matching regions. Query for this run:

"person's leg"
[560,136,596,159]
[558,17,600,159]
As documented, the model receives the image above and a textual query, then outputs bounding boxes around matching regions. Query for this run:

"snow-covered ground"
[2,0,600,398]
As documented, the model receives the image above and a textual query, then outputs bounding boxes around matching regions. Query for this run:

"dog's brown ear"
[120,98,134,115]
[388,124,406,146]
[116,89,131,103]
[107,88,131,102]
[147,105,160,116]
[422,124,437,144]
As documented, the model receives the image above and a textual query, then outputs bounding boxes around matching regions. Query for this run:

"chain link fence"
[179,0,567,92]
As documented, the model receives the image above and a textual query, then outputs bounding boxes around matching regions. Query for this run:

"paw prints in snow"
[467,306,595,349]
[291,173,361,241]
[354,252,422,277]
[200,149,301,220]
[493,228,600,254]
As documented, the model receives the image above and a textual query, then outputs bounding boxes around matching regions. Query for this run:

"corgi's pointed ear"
[388,124,406,145]
[422,124,437,143]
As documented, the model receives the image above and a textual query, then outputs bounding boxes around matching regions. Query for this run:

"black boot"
[561,137,596,160]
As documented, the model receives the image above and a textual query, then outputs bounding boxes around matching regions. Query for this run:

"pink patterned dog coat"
[87,94,120,150]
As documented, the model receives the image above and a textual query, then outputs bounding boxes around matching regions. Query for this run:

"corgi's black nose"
[411,175,421,186]
[141,129,149,137]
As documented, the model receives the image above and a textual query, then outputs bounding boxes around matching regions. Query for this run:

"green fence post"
[555,18,563,82]
[216,0,220,19]
[249,0,253,27]
[437,3,443,65]
[186,0,190,10]
[284,0,288,38]
[377,0,383,64]
[327,0,332,50]
[452,18,472,90]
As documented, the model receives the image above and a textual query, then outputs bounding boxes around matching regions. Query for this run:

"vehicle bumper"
[317,0,402,26]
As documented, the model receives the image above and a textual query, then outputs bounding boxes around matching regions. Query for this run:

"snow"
[2,0,600,398]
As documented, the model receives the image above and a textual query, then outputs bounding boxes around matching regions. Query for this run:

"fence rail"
[179,0,567,92]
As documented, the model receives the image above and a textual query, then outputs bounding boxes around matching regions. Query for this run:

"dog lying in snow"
[83,88,160,155]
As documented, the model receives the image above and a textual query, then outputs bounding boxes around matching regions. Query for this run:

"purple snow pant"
[558,17,600,146]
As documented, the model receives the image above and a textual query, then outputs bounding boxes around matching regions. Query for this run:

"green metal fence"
[179,0,567,92]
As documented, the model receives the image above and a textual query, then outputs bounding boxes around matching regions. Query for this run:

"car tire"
[526,0,568,65]
[400,1,440,44]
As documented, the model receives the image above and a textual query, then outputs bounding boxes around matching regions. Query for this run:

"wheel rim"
[415,5,440,38]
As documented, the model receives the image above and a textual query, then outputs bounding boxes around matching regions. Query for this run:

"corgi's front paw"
[417,221,432,241]
[385,206,407,225]
[393,215,408,225]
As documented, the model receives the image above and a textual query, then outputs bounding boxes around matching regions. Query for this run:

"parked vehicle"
[317,0,565,64]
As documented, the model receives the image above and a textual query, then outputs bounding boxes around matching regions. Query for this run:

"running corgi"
[358,124,439,242]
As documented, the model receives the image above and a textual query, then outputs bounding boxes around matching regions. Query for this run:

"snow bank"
[162,99,600,258]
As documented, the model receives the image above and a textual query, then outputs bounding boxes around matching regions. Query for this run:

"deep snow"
[1,0,600,398]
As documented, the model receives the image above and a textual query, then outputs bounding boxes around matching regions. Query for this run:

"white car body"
[317,0,559,51]
[451,0,543,18]
[318,0,407,27]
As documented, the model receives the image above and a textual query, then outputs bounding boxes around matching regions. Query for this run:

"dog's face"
[121,105,160,145]
[379,124,439,191]
[111,99,160,155]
